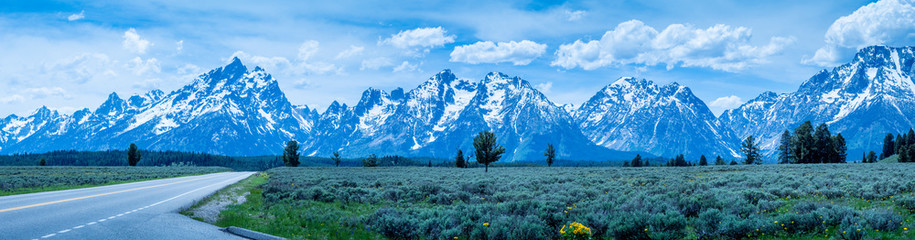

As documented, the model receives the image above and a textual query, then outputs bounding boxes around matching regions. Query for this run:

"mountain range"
[1,45,913,162]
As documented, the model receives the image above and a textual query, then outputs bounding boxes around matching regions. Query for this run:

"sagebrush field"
[0,166,230,196]
[220,164,915,240]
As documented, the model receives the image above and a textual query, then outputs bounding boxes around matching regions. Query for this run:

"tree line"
[881,129,915,162]
[777,121,847,164]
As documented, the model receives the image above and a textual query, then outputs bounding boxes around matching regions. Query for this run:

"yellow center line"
[0,174,221,213]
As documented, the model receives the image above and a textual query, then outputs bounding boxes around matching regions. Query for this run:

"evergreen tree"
[699,155,708,166]
[428,160,432,167]
[455,149,466,168]
[282,140,300,167]
[896,134,905,156]
[362,154,379,167]
[715,155,726,165]
[473,131,505,172]
[729,160,738,165]
[332,152,342,167]
[644,160,650,167]
[39,158,46,166]
[741,135,761,165]
[631,154,642,167]
[813,123,833,163]
[674,154,688,167]
[623,161,630,167]
[544,144,556,167]
[866,151,877,163]
[883,133,896,159]
[908,129,915,147]
[833,133,847,163]
[778,130,792,164]
[861,152,867,163]
[899,145,910,163]
[791,121,815,164]
[127,143,141,166]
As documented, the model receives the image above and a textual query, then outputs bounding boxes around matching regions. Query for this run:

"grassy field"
[210,164,915,239]
[0,166,231,196]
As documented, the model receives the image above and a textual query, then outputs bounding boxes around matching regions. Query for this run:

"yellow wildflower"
[483,222,489,227]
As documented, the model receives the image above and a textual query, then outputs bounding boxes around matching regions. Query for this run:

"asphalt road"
[0,171,254,240]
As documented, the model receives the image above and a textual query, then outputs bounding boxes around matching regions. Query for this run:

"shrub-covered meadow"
[0,166,230,196]
[232,164,915,239]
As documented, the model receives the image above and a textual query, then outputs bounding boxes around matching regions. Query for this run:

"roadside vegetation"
[203,164,915,240]
[0,166,229,196]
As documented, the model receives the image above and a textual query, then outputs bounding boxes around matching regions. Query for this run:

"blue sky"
[1,0,913,117]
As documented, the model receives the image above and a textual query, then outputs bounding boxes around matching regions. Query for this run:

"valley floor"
[195,164,915,239]
[0,166,231,196]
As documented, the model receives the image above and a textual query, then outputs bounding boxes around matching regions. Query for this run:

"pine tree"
[362,154,379,167]
[632,154,642,167]
[544,144,556,167]
[899,146,910,163]
[883,133,896,159]
[896,134,905,156]
[791,121,815,164]
[715,155,726,165]
[332,152,342,167]
[741,136,761,165]
[908,129,915,147]
[455,149,466,168]
[127,143,141,166]
[39,158,46,166]
[473,131,505,172]
[813,123,833,163]
[866,151,877,163]
[623,161,630,167]
[729,160,738,165]
[833,133,847,163]
[674,154,687,167]
[699,155,708,166]
[282,140,300,167]
[778,130,792,164]
[861,152,867,163]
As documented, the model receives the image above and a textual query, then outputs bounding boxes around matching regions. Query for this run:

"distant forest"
[0,150,448,170]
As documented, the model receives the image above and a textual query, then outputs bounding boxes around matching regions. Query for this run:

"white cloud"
[804,0,915,66]
[25,87,70,99]
[360,57,393,70]
[229,51,292,72]
[298,40,320,61]
[41,53,117,84]
[552,20,794,72]
[0,95,25,104]
[176,40,184,53]
[126,57,161,75]
[67,11,85,21]
[335,45,365,59]
[393,61,419,72]
[381,27,456,49]
[566,10,586,21]
[709,95,744,110]
[450,40,547,65]
[535,82,553,93]
[122,28,152,54]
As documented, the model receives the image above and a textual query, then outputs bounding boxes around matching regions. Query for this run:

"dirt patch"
[186,185,250,223]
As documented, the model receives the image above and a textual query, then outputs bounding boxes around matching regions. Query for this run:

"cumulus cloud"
[450,40,547,65]
[535,82,553,93]
[551,20,794,72]
[335,45,365,59]
[122,28,152,54]
[566,10,586,21]
[67,11,85,21]
[360,57,394,70]
[381,27,456,49]
[804,0,915,66]
[41,53,117,84]
[0,95,25,104]
[127,57,161,75]
[709,95,744,110]
[393,61,419,72]
[298,40,320,61]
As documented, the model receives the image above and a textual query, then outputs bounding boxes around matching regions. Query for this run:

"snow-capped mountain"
[720,46,915,160]
[302,70,635,161]
[0,57,313,156]
[573,77,740,159]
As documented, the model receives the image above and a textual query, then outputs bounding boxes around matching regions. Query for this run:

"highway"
[0,171,254,240]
